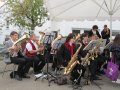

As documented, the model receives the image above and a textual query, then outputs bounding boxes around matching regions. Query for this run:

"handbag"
[105,54,119,81]
[54,76,67,85]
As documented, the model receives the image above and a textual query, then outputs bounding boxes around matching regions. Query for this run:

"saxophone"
[64,43,82,75]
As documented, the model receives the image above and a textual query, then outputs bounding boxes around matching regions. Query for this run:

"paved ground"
[0,60,120,90]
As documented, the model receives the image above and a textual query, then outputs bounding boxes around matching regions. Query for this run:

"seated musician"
[57,33,85,85]
[110,34,120,70]
[78,33,103,82]
[25,33,46,74]
[3,31,31,81]
[88,34,103,81]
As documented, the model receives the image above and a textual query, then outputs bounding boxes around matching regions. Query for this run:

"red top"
[65,42,75,57]
[26,41,37,57]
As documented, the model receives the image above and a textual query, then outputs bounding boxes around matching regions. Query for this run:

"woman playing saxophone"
[57,33,85,85]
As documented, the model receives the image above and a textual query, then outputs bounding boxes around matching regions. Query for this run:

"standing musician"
[25,33,46,74]
[57,33,85,85]
[88,25,101,39]
[101,25,110,44]
[3,31,31,81]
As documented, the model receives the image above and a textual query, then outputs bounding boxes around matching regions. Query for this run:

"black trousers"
[71,64,86,84]
[89,59,98,80]
[10,56,31,76]
[25,54,46,72]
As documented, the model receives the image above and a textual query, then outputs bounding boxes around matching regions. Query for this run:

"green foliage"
[7,0,48,30]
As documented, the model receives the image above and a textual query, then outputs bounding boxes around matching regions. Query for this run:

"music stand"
[35,33,56,86]
[51,37,66,75]
[46,37,67,85]
[98,39,107,47]
[84,40,98,50]
[83,40,102,89]
[104,41,113,50]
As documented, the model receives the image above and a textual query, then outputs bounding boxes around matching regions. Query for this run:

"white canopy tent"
[45,0,120,38]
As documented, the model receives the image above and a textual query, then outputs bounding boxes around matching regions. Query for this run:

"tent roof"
[45,0,120,21]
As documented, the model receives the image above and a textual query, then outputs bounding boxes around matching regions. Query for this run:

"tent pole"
[110,15,112,41]
[110,0,113,57]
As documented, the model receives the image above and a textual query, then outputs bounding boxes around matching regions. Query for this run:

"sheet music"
[52,37,66,50]
[83,39,106,50]
[44,34,54,44]
[51,37,66,54]
[98,39,106,47]
[83,40,98,50]
[104,41,113,49]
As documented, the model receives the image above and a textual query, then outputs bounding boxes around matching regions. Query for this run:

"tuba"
[38,32,45,55]
[64,43,82,75]
[10,34,30,56]
[38,32,45,45]
[13,34,30,46]
[51,34,63,47]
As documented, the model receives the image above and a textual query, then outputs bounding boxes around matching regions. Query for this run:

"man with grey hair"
[25,33,46,74]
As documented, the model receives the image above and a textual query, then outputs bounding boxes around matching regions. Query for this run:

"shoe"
[22,74,30,78]
[15,75,22,81]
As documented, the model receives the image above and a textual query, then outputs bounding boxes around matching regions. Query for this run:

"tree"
[7,0,48,30]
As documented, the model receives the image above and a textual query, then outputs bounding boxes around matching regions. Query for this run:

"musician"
[110,34,120,69]
[88,34,103,81]
[3,31,31,81]
[57,33,85,85]
[88,25,101,39]
[25,33,46,74]
[79,33,102,82]
[101,25,110,44]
